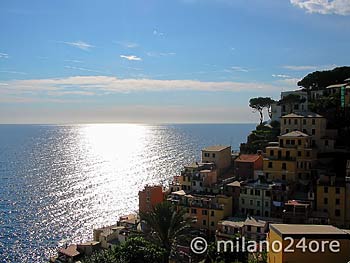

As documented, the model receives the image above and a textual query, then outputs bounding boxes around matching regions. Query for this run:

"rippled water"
[0,123,254,262]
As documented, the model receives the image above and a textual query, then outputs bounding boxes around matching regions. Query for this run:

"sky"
[0,0,349,124]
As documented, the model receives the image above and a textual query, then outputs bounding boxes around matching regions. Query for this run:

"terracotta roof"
[280,130,309,137]
[58,245,80,258]
[235,154,261,163]
[202,145,230,152]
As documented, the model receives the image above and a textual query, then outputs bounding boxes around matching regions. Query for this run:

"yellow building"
[264,131,317,183]
[168,191,232,236]
[202,145,232,176]
[268,224,350,263]
[280,112,335,152]
[316,175,350,229]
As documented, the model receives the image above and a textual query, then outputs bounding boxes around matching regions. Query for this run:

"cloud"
[61,41,94,51]
[153,29,165,36]
[290,0,350,15]
[283,64,338,71]
[275,78,301,87]
[116,41,139,48]
[64,59,83,63]
[227,66,249,73]
[120,55,142,61]
[1,76,284,99]
[0,70,27,75]
[0,52,9,59]
[64,65,108,74]
[272,74,291,78]
[146,52,176,57]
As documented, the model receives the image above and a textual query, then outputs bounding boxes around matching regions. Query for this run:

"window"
[306,151,310,157]
[312,119,316,125]
[303,119,306,125]
[324,198,328,204]
[294,119,298,125]
[265,173,269,179]
[250,200,253,205]
[212,153,216,158]
[256,209,261,216]
[257,227,261,233]
[241,198,245,204]
[270,150,274,156]
[284,119,287,125]
[286,129,289,133]
[282,174,286,180]
[325,140,329,146]
[204,153,210,157]
[247,225,252,231]
[312,129,315,135]
[291,140,295,145]
[211,221,215,227]
[255,190,260,196]
[336,199,340,205]
[288,119,291,125]
[202,210,208,215]
[298,151,301,157]
[203,219,207,226]
[268,162,273,168]
[298,139,302,145]
[286,139,290,145]
[265,211,269,217]
[324,186,328,193]
[211,211,214,217]
[265,201,269,207]
[191,208,197,214]
[335,209,341,217]
[257,201,260,206]
[303,129,307,134]
[250,189,254,195]
[336,188,340,194]
[282,163,287,170]
[266,191,271,197]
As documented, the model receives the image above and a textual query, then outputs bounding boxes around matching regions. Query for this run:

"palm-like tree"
[140,201,192,262]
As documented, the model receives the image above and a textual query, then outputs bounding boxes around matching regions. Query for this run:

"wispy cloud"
[120,55,142,61]
[226,66,249,73]
[0,70,27,75]
[60,41,94,51]
[64,59,83,63]
[282,64,338,71]
[64,65,108,74]
[1,76,284,98]
[153,29,165,37]
[290,0,350,15]
[116,41,139,48]
[272,74,291,78]
[146,52,176,57]
[0,52,9,59]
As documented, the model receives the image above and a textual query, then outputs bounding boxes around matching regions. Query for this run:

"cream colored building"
[202,145,232,176]
[280,112,335,152]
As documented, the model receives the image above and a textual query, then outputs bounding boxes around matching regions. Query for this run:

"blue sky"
[0,0,349,123]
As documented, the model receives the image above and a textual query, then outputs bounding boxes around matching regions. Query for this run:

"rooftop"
[244,217,267,228]
[235,154,261,163]
[326,83,350,89]
[226,181,241,187]
[270,224,348,236]
[58,244,80,258]
[280,130,309,137]
[202,145,230,152]
[282,112,323,118]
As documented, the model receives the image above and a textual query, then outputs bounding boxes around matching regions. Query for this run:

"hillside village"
[52,69,350,263]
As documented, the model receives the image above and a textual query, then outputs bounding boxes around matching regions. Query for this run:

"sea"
[0,123,255,262]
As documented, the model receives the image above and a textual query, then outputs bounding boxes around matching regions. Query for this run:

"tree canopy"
[249,97,275,125]
[298,66,350,90]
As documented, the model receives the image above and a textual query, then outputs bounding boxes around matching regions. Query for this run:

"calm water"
[0,123,254,262]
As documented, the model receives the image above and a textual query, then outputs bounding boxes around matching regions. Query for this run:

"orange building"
[234,153,263,180]
[139,185,165,214]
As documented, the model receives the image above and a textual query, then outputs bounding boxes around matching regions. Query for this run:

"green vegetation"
[240,121,280,154]
[249,97,275,125]
[81,237,167,263]
[298,66,350,90]
[279,94,306,114]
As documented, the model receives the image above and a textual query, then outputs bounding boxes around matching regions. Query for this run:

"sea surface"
[0,123,254,262]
